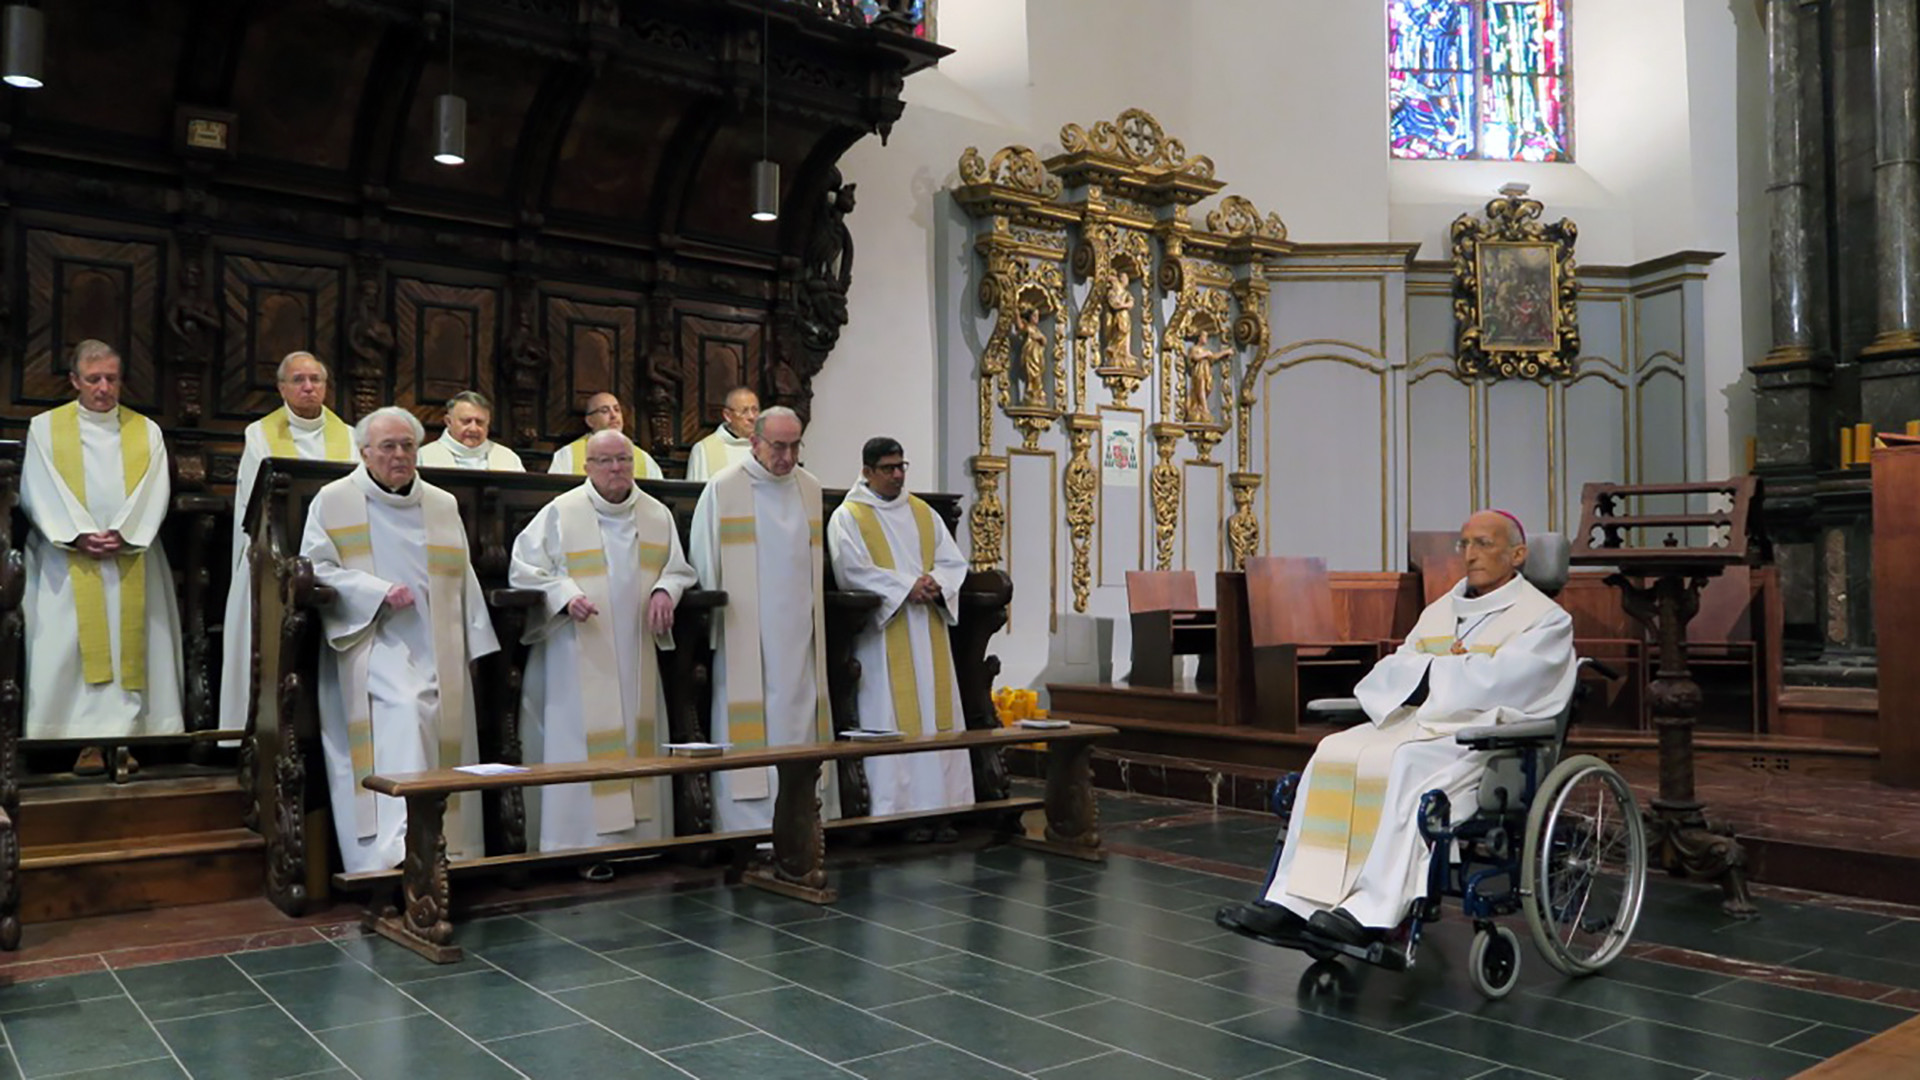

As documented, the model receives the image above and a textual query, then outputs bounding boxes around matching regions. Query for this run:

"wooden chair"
[1125,570,1217,689]
[1242,556,1378,732]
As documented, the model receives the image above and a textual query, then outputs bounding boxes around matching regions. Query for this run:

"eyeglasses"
[1454,536,1506,554]
[585,455,633,468]
[871,462,909,475]
[280,374,326,387]
[762,439,802,455]
[586,404,621,418]
[371,439,418,454]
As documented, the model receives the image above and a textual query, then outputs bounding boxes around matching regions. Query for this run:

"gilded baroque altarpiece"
[952,109,1290,613]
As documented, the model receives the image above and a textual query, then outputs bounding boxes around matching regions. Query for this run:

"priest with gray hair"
[418,391,525,471]
[300,405,499,873]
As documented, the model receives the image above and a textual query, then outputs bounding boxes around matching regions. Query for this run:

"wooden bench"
[357,722,1116,962]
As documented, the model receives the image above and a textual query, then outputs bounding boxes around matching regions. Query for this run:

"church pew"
[242,458,1015,916]
[351,721,1114,963]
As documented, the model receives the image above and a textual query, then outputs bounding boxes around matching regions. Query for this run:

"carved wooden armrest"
[827,590,884,616]
[677,588,728,611]
[170,493,229,516]
[485,587,544,610]
[286,556,337,610]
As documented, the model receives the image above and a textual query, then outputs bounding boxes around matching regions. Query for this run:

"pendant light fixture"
[2,4,44,90]
[434,0,466,166]
[750,2,778,222]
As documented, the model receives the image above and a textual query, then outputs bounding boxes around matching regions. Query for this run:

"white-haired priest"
[418,391,525,471]
[21,339,185,775]
[689,405,835,831]
[826,435,972,836]
[1217,510,1577,948]
[510,429,696,872]
[301,405,499,873]
[685,385,758,481]
[218,351,357,737]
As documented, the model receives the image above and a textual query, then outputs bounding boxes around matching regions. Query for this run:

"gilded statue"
[1017,306,1047,406]
[1183,330,1232,425]
[1103,270,1136,369]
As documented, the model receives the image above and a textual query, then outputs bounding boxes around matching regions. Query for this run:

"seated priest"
[685,385,758,481]
[218,351,357,736]
[418,391,525,471]
[302,406,499,873]
[21,339,185,775]
[509,429,696,874]
[826,436,973,838]
[690,405,835,831]
[548,392,662,479]
[1217,510,1577,948]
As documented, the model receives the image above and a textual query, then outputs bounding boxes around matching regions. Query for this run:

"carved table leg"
[1013,739,1104,862]
[370,794,463,963]
[742,760,837,904]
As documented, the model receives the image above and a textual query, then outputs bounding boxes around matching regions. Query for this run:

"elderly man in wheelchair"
[1216,510,1646,998]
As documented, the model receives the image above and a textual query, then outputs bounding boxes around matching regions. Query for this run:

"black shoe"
[933,824,959,844]
[905,827,934,844]
[1307,907,1378,947]
[1216,901,1309,942]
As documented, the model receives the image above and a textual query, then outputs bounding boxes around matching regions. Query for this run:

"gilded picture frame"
[1452,189,1580,380]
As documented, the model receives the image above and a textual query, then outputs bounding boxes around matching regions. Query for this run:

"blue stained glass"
[1388,0,1569,161]
[858,0,929,37]
[1391,72,1474,160]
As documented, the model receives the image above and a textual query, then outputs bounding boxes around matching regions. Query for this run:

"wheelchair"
[1234,536,1648,1000]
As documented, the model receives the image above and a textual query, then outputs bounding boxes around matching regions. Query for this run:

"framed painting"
[1452,187,1580,379]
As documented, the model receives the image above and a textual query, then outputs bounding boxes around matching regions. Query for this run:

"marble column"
[1754,0,1833,471]
[1862,0,1920,431]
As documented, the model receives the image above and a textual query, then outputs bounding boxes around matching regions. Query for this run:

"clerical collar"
[286,408,328,432]
[849,479,901,507]
[716,425,750,447]
[351,464,422,506]
[585,479,636,514]
[439,430,493,463]
[78,403,119,424]
[742,456,793,484]
[1451,573,1525,617]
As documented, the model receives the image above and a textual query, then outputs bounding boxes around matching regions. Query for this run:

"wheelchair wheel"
[1468,925,1521,999]
[1521,754,1647,976]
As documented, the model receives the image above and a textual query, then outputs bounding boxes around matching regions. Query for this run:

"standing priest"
[689,405,834,831]
[510,429,696,865]
[548,392,662,479]
[21,339,185,774]
[685,386,758,481]
[218,351,356,736]
[302,406,498,873]
[418,391,525,471]
[1216,510,1577,948]
[827,436,972,834]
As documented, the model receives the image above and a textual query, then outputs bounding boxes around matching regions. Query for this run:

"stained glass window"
[1389,1,1569,162]
[858,0,931,39]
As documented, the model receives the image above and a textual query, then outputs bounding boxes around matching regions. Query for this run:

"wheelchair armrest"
[1454,718,1559,748]
[1303,697,1369,726]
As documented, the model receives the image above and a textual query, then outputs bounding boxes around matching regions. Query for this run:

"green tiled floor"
[0,789,1911,1078]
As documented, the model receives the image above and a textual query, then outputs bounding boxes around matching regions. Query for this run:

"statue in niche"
[1183,329,1233,425]
[347,272,395,369]
[1103,270,1137,369]
[799,170,857,357]
[1017,305,1048,406]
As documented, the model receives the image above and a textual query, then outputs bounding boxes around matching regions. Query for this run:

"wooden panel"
[21,228,163,410]
[1560,573,1638,639]
[675,307,764,445]
[1245,556,1339,646]
[1874,444,1920,786]
[544,292,641,444]
[1126,570,1198,613]
[393,278,498,419]
[1328,571,1419,642]
[217,253,342,420]
[1408,530,1464,606]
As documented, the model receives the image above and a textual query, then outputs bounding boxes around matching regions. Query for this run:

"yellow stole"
[261,406,352,460]
[555,487,674,834]
[316,475,473,839]
[562,435,656,479]
[700,430,740,477]
[49,403,151,690]
[713,465,831,800]
[845,497,957,736]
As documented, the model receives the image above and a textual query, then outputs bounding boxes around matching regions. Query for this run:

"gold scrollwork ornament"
[1451,187,1580,380]
[1063,419,1098,612]
[1227,472,1262,570]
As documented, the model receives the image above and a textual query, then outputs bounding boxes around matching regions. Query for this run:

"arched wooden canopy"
[0,0,944,478]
